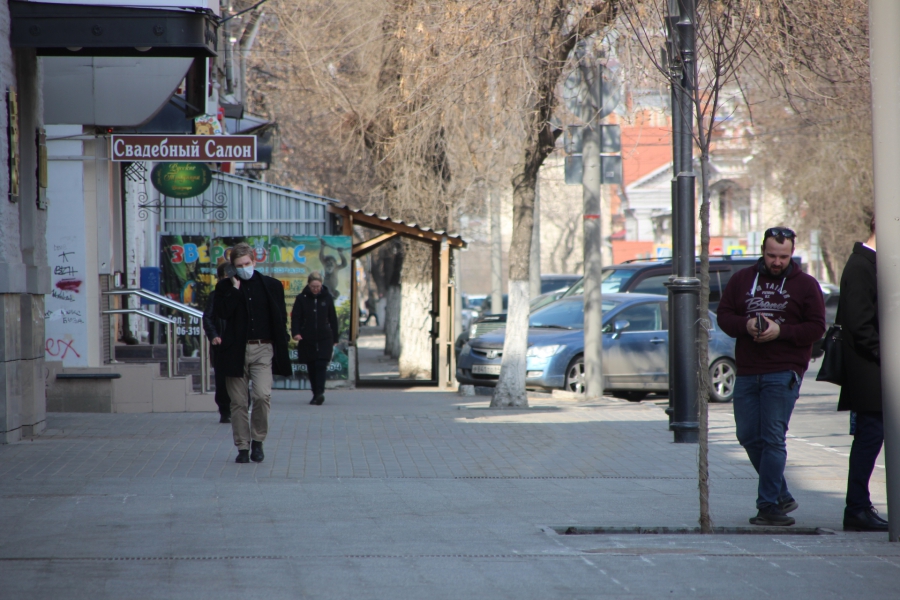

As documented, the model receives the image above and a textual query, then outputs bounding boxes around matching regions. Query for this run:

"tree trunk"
[697,150,713,534]
[383,240,403,358]
[491,175,537,408]
[398,241,433,378]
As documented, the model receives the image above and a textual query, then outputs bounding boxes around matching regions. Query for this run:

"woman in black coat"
[202,264,232,423]
[291,271,339,405]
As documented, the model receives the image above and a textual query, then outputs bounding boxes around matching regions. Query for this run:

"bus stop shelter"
[328,204,467,389]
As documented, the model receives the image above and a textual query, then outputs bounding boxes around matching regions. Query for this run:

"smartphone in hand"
[756,313,768,337]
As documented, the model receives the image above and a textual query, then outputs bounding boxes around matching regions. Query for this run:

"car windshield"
[529,299,619,329]
[540,277,580,294]
[562,269,637,298]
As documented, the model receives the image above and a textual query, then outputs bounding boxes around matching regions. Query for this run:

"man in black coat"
[291,271,339,406]
[838,216,889,531]
[214,243,291,464]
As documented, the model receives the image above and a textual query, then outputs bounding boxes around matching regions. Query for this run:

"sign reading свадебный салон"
[110,135,256,162]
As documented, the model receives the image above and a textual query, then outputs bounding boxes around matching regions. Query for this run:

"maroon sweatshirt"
[716,259,826,376]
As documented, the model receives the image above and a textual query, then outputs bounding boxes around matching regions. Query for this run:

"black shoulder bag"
[816,305,843,385]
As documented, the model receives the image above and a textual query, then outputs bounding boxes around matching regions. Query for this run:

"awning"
[10,1,218,58]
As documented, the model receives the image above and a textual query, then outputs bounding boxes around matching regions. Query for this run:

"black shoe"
[250,440,265,463]
[750,505,795,526]
[779,497,799,514]
[312,394,325,405]
[235,449,250,464]
[844,507,889,532]
[309,397,318,405]
[219,414,231,424]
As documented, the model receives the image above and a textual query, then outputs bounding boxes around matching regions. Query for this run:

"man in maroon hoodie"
[717,227,826,526]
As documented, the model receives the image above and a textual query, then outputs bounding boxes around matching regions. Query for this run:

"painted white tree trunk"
[398,278,432,378]
[384,285,401,359]
[490,279,529,407]
[398,244,433,378]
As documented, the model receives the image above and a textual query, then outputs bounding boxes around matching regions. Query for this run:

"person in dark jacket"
[838,216,888,532]
[717,227,826,527]
[202,263,232,423]
[214,243,291,464]
[291,271,339,405]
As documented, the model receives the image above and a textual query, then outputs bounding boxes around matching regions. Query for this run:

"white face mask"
[235,265,255,280]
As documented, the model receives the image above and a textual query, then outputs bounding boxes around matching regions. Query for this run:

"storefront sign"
[150,162,212,198]
[110,135,256,162]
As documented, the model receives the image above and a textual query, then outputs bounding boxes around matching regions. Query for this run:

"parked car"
[540,273,582,294]
[559,255,769,309]
[456,293,738,402]
[811,282,840,358]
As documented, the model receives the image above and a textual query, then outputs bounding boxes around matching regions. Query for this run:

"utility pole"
[490,188,503,314]
[665,0,700,443]
[867,0,900,542]
[581,61,604,401]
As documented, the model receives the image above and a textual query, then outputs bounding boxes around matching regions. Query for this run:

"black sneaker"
[219,414,231,424]
[750,505,795,526]
[312,394,325,405]
[235,449,250,464]
[250,440,265,463]
[779,497,799,514]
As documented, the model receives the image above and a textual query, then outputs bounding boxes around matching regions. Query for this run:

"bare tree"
[490,1,620,408]
[621,0,764,532]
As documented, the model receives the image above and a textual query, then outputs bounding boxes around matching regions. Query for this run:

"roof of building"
[619,126,673,187]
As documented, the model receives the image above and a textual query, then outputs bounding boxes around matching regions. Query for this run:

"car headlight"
[469,324,477,337]
[526,344,562,358]
[460,343,471,356]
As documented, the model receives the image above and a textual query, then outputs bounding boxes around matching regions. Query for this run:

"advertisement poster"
[159,235,352,387]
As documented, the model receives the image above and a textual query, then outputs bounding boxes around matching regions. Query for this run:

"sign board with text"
[111,135,256,162]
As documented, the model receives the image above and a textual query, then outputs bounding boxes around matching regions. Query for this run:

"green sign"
[150,162,213,198]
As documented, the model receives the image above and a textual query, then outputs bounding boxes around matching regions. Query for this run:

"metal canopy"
[10,2,217,58]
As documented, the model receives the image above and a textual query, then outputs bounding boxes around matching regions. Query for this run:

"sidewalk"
[0,375,896,599]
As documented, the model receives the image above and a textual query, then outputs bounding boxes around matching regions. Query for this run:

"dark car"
[456,293,737,402]
[560,255,769,309]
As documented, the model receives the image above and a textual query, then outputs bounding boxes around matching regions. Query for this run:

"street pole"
[666,0,699,443]
[867,0,900,542]
[490,189,503,315]
[583,123,603,400]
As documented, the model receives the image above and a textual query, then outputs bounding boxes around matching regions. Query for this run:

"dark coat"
[838,242,881,412]
[213,272,292,378]
[291,285,339,362]
[202,291,229,369]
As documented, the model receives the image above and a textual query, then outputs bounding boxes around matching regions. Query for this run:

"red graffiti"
[55,279,82,292]
[46,338,81,360]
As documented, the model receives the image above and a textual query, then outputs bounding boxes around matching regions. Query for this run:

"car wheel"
[612,391,648,402]
[564,356,585,394]
[710,358,736,402]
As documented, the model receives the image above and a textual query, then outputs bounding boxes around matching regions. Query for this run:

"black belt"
[247,339,272,345]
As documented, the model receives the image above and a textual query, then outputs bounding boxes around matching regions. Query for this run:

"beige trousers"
[226,343,273,450]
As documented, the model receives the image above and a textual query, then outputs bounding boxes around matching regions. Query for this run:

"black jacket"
[213,272,292,378]
[838,242,881,413]
[202,291,227,341]
[291,285,339,361]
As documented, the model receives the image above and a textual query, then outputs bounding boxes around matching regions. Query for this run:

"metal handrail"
[103,289,210,392]
[102,309,178,378]
[105,288,204,318]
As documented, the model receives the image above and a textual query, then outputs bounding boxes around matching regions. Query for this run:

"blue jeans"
[733,371,801,509]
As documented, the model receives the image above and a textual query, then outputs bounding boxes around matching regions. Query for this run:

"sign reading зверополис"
[110,135,256,162]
